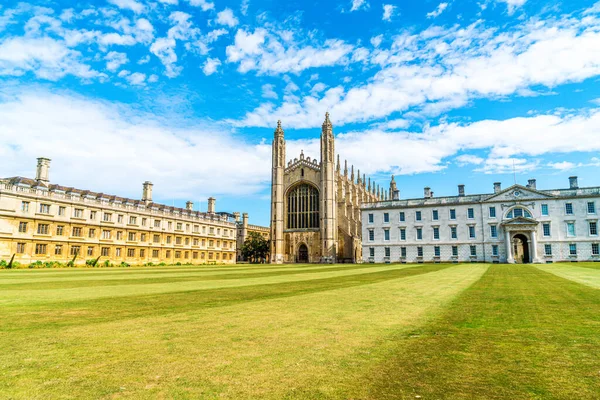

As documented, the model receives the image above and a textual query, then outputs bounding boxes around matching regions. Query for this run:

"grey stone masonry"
[361,178,600,264]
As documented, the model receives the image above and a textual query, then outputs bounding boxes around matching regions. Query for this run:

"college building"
[270,113,388,263]
[362,177,600,264]
[235,212,270,262]
[0,158,241,265]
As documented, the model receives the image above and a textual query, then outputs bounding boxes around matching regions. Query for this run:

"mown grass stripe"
[0,264,453,333]
[536,262,600,289]
[0,264,428,306]
[0,264,487,399]
[361,265,600,399]
[0,264,382,291]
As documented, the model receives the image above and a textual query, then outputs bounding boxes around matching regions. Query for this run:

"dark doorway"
[298,244,309,263]
[513,234,530,264]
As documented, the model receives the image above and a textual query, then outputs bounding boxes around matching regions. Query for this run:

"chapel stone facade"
[270,113,386,264]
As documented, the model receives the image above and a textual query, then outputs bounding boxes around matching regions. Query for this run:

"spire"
[322,112,332,129]
[274,120,284,137]
[357,169,361,184]
[336,154,340,172]
[351,165,355,181]
[368,177,371,191]
[344,160,348,177]
[300,149,304,160]
[363,174,366,188]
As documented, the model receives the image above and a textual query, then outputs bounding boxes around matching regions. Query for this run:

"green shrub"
[158,262,166,266]
[119,262,130,268]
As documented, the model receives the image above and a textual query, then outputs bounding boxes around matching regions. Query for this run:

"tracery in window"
[287,184,319,229]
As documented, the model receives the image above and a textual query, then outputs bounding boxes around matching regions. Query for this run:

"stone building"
[0,158,239,265]
[235,212,270,261]
[362,176,600,264]
[270,113,386,264]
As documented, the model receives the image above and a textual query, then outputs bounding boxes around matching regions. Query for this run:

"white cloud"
[591,98,600,105]
[238,6,600,128]
[107,0,145,14]
[226,28,355,74]
[370,34,383,48]
[261,84,278,99]
[382,5,396,21]
[105,51,128,72]
[148,74,159,83]
[202,57,221,75]
[157,0,179,4]
[350,0,368,12]
[456,154,484,165]
[0,37,101,80]
[216,8,239,28]
[187,0,215,11]
[137,55,150,64]
[150,12,199,77]
[496,0,527,15]
[241,0,250,16]
[427,3,449,19]
[0,89,271,198]
[547,161,576,171]
[240,107,600,177]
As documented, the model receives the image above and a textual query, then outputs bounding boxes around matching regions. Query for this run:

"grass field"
[1,262,599,399]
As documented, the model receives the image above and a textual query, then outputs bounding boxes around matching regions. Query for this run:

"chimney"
[458,184,465,197]
[392,189,400,201]
[494,182,501,194]
[35,157,51,183]
[569,176,578,189]
[185,201,193,211]
[527,179,537,190]
[242,212,249,227]
[424,187,431,199]
[233,212,241,223]
[207,197,216,213]
[142,181,153,203]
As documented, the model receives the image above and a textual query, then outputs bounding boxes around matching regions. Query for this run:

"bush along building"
[0,158,241,265]
[362,176,600,264]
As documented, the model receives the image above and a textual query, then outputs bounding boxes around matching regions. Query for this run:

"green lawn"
[1,263,599,399]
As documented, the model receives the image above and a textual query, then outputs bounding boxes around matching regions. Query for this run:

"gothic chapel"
[270,113,389,263]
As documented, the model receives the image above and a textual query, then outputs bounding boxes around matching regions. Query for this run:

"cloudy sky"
[1,0,600,226]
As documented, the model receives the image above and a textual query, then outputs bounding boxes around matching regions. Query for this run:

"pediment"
[285,158,321,173]
[485,184,554,202]
[501,216,539,226]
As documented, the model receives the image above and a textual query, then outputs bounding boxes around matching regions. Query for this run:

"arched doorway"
[298,244,309,263]
[513,234,531,264]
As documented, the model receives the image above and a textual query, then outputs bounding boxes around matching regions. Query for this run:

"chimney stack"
[527,179,537,190]
[142,181,153,203]
[185,201,193,211]
[242,212,249,227]
[35,157,51,184]
[207,197,216,213]
[569,176,578,189]
[424,187,431,199]
[233,212,241,223]
[494,182,502,194]
[458,184,465,197]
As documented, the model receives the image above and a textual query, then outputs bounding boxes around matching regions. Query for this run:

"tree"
[241,232,270,263]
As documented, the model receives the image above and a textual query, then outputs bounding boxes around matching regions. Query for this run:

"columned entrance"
[297,244,309,263]
[502,216,542,264]
[512,233,531,264]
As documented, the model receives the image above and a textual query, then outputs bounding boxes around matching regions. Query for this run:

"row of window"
[369,225,487,241]
[369,221,600,242]
[20,202,231,236]
[368,243,600,258]
[369,245,483,258]
[19,243,234,260]
[368,202,598,224]
[18,222,233,247]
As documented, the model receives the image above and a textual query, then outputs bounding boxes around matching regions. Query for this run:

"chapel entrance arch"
[297,244,309,263]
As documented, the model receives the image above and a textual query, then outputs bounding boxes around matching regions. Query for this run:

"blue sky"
[1,0,600,226]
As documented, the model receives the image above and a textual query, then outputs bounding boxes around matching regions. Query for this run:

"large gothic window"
[287,184,320,229]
